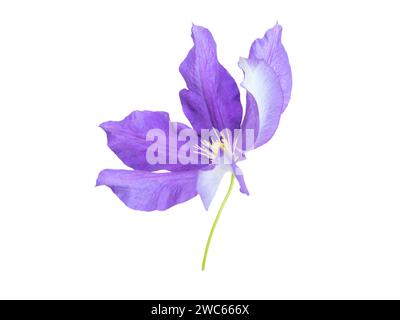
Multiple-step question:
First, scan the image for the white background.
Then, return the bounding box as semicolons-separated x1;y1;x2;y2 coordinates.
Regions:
1;0;399;299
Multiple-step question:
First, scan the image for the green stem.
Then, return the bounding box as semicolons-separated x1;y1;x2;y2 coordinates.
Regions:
202;173;235;271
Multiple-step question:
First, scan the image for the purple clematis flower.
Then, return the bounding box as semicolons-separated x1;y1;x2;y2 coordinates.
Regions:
97;23;292;270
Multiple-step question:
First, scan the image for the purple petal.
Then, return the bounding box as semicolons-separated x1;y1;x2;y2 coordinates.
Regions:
96;169;198;211
179;24;242;133
100;110;201;171
197;163;249;210
249;23;292;110
197;164;230;210
232;164;249;195
239;58;284;149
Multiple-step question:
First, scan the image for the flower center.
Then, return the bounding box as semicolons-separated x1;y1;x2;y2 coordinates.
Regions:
194;129;241;164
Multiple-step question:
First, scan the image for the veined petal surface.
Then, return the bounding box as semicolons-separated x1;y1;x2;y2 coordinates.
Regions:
249;23;292;110
179;25;242;133
96;169;198;211
100;110;201;172
239;58;284;149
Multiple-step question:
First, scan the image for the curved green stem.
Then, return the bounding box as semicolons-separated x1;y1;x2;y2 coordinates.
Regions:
202;173;235;271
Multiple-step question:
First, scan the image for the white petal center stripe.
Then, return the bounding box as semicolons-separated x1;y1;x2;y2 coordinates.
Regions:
238;57;284;148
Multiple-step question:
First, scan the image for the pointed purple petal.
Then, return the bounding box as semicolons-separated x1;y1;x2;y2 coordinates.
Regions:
179;25;242;133
96;169;198;211
232;164;250;195
249;23;292;110
239;58;284;149
197;164;230;210
100;110;201;171
197;163;249;210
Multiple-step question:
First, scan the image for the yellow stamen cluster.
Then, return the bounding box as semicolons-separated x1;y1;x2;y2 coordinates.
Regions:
194;129;240;163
